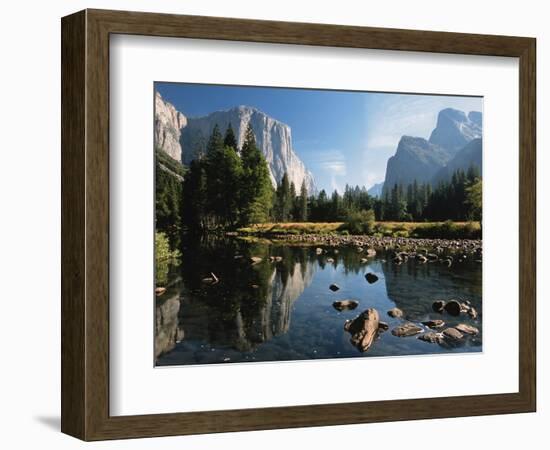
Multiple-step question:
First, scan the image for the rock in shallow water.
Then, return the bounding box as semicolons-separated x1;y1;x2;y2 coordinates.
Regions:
418;332;444;344
365;273;379;284
432;300;446;313
333;300;359;311
344;308;380;352
387;307;404;318
422;319;445;329
442;327;464;341
391;323;423;337
329;284;340;292
444;300;462;316
455;323;479;335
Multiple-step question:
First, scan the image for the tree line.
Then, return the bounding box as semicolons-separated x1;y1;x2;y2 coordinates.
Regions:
377;166;482;222
156;124;482;248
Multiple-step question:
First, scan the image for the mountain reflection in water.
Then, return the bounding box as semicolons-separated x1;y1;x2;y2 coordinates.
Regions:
155;239;482;366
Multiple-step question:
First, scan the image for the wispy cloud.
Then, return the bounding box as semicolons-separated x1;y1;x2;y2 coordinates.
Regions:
360;94;483;187
310;149;347;193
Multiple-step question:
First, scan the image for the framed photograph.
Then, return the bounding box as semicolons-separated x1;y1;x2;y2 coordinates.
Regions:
61;9;536;440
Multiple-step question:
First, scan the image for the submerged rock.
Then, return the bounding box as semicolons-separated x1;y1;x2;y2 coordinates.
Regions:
329;284;340;292
418;332;444;344
365;272;379;284
387;307;404;318
333;299;359;311
344;308;380;352
391;323;423;337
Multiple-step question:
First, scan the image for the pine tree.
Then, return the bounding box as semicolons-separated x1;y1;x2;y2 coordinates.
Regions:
299;181;308;222
223;123;238;150
239;125;273;224
275;173;292;221
182;159;207;231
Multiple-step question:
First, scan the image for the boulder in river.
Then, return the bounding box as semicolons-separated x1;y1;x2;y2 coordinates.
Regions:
455;323;479;335
432;300;446;313
365;248;377;257
444;300;462;316
418;332;444;344
315;247;323;255
416;254;428;263
391;323;423;337
249;256;263;265
333;299;359;311
387;307;404;318
442;327;464;341
365;272;379;284
468;307;478;319
378;321;389;331
422;319;445;329
155;287;166;296
326;257;335;263
329;284;340;292
344;308;380;352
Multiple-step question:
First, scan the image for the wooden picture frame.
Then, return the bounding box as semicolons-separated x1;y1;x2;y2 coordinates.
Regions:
61;8;536;441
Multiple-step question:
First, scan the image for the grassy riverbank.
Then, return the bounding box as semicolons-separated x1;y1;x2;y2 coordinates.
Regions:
237;220;481;240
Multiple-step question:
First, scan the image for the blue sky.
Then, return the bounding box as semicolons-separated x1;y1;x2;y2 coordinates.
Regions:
156;82;482;194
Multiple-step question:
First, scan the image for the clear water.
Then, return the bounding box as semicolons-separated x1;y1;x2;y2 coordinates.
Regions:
155;238;482;366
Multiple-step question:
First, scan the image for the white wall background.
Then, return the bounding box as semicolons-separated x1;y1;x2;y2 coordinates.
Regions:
0;1;546;448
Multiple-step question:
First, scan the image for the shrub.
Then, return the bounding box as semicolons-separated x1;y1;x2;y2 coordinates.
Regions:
411;220;481;239
155;231;181;262
342;210;375;235
393;230;409;238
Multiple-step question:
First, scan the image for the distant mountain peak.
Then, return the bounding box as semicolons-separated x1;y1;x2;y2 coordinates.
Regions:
429;108;482;153
382;107;483;195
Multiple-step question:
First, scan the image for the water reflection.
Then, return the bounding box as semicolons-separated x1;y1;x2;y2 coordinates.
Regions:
155;239;482;366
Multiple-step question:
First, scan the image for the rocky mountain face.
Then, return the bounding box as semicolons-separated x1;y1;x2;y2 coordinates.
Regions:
432;138;482;184
383;136;451;191
154;93;316;194
382;108;482;195
428;108;482;154
154;92;187;161
181;106;316;194
367;182;384;198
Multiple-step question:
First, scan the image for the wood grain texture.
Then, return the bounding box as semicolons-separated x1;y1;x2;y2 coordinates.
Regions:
61;8;537;441
61;10;86;439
